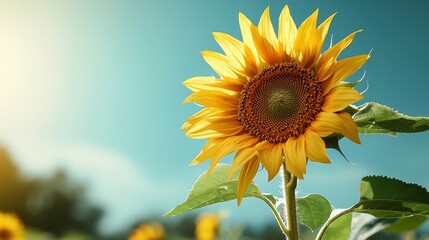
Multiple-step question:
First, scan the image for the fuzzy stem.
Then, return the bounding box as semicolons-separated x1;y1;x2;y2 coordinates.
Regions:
283;162;299;240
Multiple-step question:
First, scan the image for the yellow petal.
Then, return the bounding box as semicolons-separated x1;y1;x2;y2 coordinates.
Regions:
322;87;363;112
242;44;259;76
183;76;243;94
311;13;336;68
304;128;330;163
237;157;259;205
182;108;217;130
311;111;360;144
206;134;259;175
186;118;243;139
317;30;362;82
238;12;261;66
223;75;247;86
229;147;258;177
213;32;245;68
246;11;282;65
322;54;370;94
242;7;283;65
293;9;319;68
278;5;296;56
317;13;336;45
201;50;241;79
283;136;306;179
183;76;217;92
259;142;283;181
213;32;258;77
337;112;361;144
183;108;236;131
190;138;222;165
250;26;275;65
258;7;280;53
189;134;258;168
183;90;238;109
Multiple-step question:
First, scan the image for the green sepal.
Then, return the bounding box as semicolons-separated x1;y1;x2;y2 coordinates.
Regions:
343;105;359;116
322;136;348;161
336;75;364;89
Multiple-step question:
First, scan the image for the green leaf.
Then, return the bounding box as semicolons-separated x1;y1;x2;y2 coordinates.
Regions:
360;176;429;203
322;211;352;240
165;164;262;217
354;200;429;218
297;194;333;231
384;215;428;233
353;176;429;218
352;102;429;135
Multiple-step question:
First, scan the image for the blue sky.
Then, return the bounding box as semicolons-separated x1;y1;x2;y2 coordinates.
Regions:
0;0;428;234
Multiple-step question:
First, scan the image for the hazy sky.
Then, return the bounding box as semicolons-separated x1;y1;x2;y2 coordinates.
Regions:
0;0;428;234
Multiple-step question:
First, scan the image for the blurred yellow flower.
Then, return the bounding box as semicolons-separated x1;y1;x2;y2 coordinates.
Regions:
195;213;220;240
183;5;369;203
0;212;25;240
128;223;165;240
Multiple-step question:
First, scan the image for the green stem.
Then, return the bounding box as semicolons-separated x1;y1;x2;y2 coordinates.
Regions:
283;162;299;240
260;194;289;236
315;207;355;240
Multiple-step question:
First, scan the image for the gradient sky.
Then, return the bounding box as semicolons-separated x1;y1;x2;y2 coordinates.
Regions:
0;0;428;235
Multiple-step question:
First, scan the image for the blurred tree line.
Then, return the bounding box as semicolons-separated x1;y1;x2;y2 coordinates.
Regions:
0;145;288;240
0;147;103;238
0;146;287;240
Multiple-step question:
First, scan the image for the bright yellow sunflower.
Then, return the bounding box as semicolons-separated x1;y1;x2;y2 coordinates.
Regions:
183;5;369;203
128;223;165;240
0;212;25;240
195;213;220;240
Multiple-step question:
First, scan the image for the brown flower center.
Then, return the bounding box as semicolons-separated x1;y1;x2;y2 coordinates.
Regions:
0;228;12;240
237;62;324;143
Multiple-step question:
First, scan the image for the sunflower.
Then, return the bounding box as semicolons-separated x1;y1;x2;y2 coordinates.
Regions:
128;223;165;240
195;213;220;240
0;212;25;240
183;5;369;203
